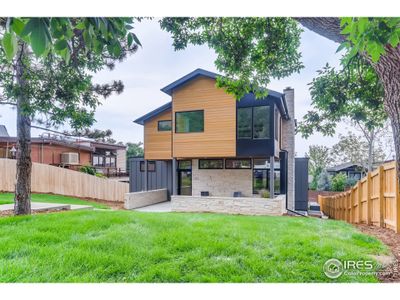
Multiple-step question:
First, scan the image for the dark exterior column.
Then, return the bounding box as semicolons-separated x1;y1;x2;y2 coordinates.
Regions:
172;158;177;195
144;159;148;191
269;156;275;198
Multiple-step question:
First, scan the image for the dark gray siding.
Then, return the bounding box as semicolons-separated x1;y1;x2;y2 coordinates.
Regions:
129;158;173;199
295;157;309;211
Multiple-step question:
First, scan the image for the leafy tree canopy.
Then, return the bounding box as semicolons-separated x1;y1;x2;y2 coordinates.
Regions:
160;17;303;99
297;57;386;138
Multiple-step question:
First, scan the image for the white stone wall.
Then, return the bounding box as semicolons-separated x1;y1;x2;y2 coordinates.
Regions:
282;88;295;210
191;159;253;197
124;188;168;209
116;149;126;172
172;195;286;216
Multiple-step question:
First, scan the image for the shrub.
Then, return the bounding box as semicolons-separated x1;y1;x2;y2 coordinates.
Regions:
331;173;347;192
95;173;106;179
259;189;270;198
79;165;96;175
317;171;332;191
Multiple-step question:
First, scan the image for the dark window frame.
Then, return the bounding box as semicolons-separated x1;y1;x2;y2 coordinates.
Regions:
178;160;192;170
236;105;272;141
237;107;253;139
225;158;252;169
252;158;282;195
175;110;204;133
198;159;224;169
157;120;172;131
253;105;271;140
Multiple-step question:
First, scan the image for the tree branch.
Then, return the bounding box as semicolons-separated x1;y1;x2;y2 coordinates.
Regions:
294;17;346;44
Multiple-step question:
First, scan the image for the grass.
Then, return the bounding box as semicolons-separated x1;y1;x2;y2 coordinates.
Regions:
0;193;109;209
0;210;387;283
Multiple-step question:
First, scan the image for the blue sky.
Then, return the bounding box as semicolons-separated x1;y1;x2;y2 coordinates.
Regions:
0;18;345;156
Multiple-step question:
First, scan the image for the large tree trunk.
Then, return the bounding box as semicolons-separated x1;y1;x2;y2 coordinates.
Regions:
14;44;32;215
295;17;400;181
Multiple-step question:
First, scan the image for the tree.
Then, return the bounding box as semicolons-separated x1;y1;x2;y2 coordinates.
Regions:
65;128;117;144
126;142;144;158
306;145;333;190
0;18;141;215
298;59;389;171
295;17;400;180
330;131;387;169
161;17;400;180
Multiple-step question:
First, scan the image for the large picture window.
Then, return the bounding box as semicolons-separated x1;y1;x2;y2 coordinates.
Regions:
237;107;252;139
253;106;270;139
199;159;224;169
225;159;252;169
158;120;172;131
175;110;204;133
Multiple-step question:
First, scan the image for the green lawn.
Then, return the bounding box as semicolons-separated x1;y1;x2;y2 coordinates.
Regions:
0;193;109;209
0;210;387;283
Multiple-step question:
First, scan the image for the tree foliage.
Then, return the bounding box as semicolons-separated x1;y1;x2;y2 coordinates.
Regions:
306;145;333;190
160;17;303;99
126;142;144;158
298;58;386;138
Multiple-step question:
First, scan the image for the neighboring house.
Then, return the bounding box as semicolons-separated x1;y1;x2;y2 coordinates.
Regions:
326;162;367;180
131;68;303;211
0;128;126;175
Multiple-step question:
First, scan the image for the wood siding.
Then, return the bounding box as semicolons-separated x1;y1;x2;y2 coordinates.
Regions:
172;77;236;158
144;110;172;160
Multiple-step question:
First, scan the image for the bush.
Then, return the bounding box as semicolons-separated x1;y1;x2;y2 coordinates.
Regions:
331;173;347;192
79;165;96;175
95;173;106;179
259;189;270;198
317;171;332;191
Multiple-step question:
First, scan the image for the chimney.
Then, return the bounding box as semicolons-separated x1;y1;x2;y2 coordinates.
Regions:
282;87;295;210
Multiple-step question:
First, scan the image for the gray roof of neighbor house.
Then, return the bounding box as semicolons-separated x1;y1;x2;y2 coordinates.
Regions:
326;162;365;172
0;125;9;137
134;68;289;125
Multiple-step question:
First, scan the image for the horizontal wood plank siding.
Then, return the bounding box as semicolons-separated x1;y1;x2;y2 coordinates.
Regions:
172;77;236;158
144;110;172;160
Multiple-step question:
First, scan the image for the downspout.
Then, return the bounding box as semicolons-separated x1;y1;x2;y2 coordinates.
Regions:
281;149;307;217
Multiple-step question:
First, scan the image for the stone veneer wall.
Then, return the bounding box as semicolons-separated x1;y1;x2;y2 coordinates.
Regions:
281;87;295;210
171;195;286;216
191;159;253;197
124;188;168;209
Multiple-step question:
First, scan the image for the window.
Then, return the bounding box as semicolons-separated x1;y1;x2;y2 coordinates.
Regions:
237;107;252;139
140;161;156;172
199;159;224;169
93;155;104;167
158;120;172;131
175;110;204;133
252;158;281;195
253;106;270;139
225;159;252;169
254;158;269;169
178;160;192;170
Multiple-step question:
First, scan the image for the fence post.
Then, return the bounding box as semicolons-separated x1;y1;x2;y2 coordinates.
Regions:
378;166;385;228
357;181;362;224
366;172;372;225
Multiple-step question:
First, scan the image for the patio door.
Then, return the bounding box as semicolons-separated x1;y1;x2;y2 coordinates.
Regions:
177;160;192;195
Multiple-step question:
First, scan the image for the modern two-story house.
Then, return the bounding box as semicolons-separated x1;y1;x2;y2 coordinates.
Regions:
131;69;305;214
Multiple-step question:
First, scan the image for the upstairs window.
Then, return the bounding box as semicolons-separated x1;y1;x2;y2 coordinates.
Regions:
253;106;270;139
175;110;204;133
237;107;252;139
158;120;172;131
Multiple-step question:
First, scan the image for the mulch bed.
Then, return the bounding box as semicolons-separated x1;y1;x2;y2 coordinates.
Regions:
355;224;400;282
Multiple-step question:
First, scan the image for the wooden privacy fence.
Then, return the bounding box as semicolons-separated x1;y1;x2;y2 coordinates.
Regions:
318;162;400;233
0;159;128;202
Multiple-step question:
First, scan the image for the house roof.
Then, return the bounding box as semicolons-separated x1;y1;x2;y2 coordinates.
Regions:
134;101;172;125
0;125;9;137
326;162;365;172
0;137;94;152
134;68;290;125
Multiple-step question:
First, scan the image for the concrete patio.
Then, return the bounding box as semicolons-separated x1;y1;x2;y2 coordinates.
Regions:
134;201;172;212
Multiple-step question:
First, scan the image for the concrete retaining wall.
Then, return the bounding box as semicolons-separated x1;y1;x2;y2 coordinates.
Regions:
171;195;286;216
124;188;168;209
